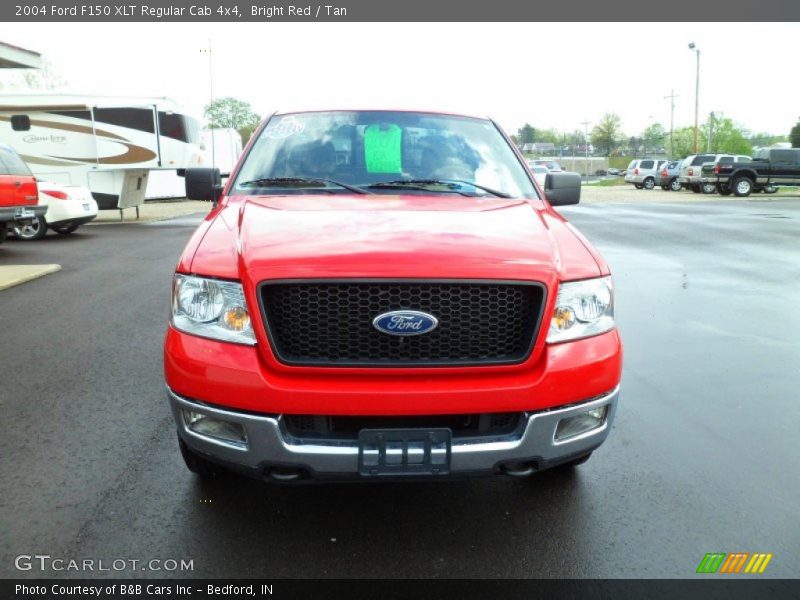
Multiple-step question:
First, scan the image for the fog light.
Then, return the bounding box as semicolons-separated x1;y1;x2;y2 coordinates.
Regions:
183;410;247;445
555;405;608;440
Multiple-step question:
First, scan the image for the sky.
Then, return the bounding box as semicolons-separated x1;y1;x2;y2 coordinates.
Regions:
1;22;798;138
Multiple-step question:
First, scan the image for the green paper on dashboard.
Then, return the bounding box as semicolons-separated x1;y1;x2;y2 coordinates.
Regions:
364;124;402;173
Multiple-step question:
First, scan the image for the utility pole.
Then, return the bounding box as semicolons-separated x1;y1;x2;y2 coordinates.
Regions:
707;111;714;153
664;89;678;158
689;43;700;154
580;120;590;183
201;39;215;171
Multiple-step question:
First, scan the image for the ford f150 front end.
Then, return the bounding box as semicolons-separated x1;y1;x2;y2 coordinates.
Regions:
164;110;622;481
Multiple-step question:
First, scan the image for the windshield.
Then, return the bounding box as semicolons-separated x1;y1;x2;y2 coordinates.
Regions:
232;111;537;198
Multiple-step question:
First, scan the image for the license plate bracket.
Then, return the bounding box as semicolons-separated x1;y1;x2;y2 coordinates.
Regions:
358;428;451;477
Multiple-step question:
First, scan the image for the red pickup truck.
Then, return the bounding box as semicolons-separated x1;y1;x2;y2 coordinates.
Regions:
0;142;47;244
165;110;622;481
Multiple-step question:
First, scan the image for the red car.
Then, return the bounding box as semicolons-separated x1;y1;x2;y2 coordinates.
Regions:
165;110;622;481
0;142;46;244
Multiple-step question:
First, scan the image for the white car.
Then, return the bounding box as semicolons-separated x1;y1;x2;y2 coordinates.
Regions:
13;181;98;241
529;159;563;172
529;165;550;187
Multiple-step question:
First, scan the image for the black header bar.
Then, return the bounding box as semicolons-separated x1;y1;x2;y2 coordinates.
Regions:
3;0;800;22
4;579;800;600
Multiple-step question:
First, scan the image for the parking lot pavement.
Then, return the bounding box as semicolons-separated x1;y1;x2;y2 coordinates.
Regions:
92;200;211;223
580;185;800;204
1;198;798;579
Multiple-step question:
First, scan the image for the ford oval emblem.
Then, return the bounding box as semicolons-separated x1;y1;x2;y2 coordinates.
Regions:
372;310;439;336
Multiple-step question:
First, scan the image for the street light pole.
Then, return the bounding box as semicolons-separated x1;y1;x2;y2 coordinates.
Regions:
664;89;678;159
689;43;700;154
580;120;590;183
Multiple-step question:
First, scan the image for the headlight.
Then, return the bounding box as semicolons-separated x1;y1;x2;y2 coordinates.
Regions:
547;276;614;343
171;274;256;345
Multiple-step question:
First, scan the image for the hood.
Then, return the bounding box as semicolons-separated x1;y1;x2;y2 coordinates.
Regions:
188;194;602;283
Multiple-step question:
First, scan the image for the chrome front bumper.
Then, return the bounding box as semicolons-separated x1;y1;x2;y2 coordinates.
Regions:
169;386;619;479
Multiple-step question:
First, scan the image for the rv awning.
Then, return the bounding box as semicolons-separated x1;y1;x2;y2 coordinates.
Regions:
0;41;42;69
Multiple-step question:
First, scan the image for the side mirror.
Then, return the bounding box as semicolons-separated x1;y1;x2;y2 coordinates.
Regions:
544;172;581;206
185;168;222;201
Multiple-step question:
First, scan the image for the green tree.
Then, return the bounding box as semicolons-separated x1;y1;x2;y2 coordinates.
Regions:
641;123;666;155
706;117;752;155
536;128;560;144
204;97;261;143
749;132;788;148
591;113;624;156
672;126;701;158
791;120;800;148
517;123;536;145
671;120;752;157
564;130;584;148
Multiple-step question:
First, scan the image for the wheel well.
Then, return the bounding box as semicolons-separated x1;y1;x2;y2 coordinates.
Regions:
732;170;756;181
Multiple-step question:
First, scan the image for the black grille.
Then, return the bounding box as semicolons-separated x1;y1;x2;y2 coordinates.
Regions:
259;280;545;366
284;413;524;440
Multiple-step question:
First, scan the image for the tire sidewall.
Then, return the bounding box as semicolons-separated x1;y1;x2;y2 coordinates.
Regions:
733;178;753;197
13;215;47;241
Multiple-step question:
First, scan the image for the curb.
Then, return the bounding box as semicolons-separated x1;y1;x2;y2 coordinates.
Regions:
0;264;62;292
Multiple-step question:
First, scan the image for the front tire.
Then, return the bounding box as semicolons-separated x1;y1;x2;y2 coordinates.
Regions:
701;182;717;194
643;177;655;190
763;186;778;194
691;184;702;194
717;183;732;196
179;436;225;478
670;178;682;192
733;177;754;197
553;452;593;471
13;215;47;241
52;224;79;235
634;184;643;189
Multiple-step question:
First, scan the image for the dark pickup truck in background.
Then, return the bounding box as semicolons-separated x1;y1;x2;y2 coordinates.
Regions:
701;148;800;197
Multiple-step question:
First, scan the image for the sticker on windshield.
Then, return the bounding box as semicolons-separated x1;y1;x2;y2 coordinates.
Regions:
263;116;305;139
364;124;402;173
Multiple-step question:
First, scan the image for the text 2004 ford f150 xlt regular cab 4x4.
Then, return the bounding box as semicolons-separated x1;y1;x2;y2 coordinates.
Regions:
164;110;622;482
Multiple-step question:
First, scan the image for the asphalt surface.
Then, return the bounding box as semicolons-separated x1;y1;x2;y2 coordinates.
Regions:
1;198;798;579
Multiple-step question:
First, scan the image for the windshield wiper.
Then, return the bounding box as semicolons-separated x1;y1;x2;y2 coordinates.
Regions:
367;179;511;198
238;177;370;195
438;179;512;198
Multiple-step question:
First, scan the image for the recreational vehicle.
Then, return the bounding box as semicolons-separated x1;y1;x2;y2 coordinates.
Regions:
146;128;242;199
0;94;205;211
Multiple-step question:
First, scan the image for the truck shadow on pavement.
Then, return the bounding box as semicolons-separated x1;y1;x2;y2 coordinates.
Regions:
176;466;594;577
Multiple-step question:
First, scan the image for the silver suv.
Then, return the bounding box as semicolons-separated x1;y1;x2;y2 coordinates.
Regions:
624;159;668;189
678;154;716;193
